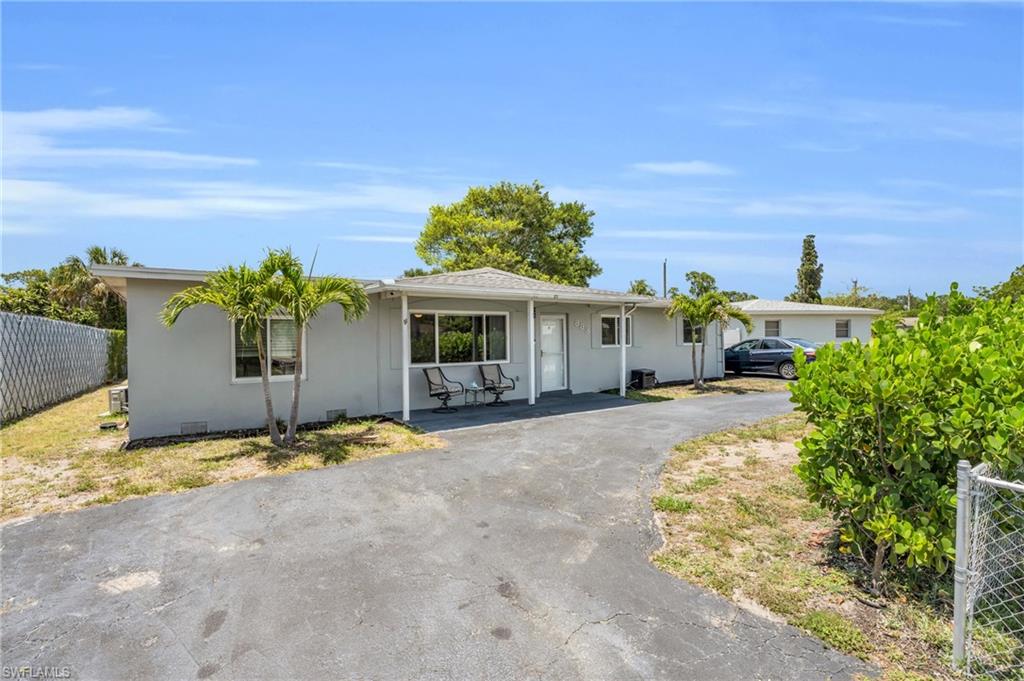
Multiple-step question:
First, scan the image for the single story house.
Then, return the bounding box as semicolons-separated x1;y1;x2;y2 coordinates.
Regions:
723;298;884;347
94;266;725;441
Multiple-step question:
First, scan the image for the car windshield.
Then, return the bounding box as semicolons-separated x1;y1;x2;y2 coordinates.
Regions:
786;338;820;349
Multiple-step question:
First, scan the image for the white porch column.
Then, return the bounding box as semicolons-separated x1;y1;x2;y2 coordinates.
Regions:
401;294;410;422
527;298;536;405
619;303;627;397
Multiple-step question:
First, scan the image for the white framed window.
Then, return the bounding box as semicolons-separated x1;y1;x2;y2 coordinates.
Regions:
410;311;509;366
681;319;703;344
765;319;782;337
835;319;851;339
600;315;632;347
230;317;307;383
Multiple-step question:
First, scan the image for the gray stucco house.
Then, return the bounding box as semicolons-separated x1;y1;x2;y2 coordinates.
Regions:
94;266;724;440
723;298;883;347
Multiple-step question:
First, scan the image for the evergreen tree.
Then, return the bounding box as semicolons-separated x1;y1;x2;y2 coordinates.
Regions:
786;234;823;304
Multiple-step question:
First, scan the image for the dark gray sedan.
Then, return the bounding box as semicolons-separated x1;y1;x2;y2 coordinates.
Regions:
724;337;820;379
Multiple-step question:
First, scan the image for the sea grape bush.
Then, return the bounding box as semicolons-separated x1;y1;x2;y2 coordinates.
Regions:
790;285;1024;585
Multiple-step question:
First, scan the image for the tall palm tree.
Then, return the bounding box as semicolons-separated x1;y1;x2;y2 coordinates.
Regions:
161;259;287;446
266;249;369;445
666;292;752;390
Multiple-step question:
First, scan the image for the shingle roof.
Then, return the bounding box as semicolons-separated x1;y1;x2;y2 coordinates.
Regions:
734;299;883;315
390;267;653;302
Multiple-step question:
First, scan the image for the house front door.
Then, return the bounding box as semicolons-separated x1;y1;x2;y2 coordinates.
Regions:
540;316;567;391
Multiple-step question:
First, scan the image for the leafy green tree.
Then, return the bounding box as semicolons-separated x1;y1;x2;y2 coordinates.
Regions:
685;271;717;297
976;264;1024;302
162;250;368;448
786;234;823;304
628;279;656;296
720;289;756;302
791;285;1024;588
415;180;602;286
401;267;439;278
666;292;752;390
0;246;137;328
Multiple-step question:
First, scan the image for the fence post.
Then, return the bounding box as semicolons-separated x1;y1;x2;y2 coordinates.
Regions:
953;459;972;667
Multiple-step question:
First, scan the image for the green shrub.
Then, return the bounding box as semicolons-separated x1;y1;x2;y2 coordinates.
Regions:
106;329;127;381
790;285;1024;584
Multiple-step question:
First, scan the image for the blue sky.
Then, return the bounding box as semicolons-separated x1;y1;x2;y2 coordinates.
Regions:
3;3;1021;299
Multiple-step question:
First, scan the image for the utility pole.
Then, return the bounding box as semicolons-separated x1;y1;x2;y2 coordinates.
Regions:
907;287;912;311
662;259;668;298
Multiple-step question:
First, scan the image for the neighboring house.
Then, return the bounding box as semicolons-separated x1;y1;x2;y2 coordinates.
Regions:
723;299;883;347
93;266;725;440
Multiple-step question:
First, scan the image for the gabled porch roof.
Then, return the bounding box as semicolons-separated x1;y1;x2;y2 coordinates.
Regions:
367;267;661;306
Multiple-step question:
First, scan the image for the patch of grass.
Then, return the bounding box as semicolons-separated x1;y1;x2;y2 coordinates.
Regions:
1;386;446;521
682;473;720;493
624;376;793;403
797;610;872;658
652;412;956;680
653;495;693;514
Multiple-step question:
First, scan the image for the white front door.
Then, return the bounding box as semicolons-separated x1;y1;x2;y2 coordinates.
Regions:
540;316;567;391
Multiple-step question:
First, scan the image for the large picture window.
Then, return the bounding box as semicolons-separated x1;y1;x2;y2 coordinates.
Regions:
232;318;305;382
410;311;509;365
601;315;632;347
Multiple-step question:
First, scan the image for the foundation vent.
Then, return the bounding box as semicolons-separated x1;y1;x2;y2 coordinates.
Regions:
326;409;347;421
180;421;208;435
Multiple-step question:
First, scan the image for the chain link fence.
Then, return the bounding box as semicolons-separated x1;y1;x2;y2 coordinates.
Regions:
954;460;1024;679
0;312;117;422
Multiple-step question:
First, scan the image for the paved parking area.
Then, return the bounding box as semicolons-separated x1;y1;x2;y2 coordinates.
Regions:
1;392;870;680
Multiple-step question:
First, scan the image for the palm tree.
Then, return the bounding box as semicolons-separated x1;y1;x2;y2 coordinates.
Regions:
666;292;752;390
161;259;287;446
267;249;369;445
49;246;135;328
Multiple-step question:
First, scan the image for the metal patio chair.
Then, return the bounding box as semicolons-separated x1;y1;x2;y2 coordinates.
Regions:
423;367;464;414
479;364;516;407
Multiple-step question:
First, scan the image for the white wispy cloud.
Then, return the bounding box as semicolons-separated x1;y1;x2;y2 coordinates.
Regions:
867;15;964;28
2;178;452;220
1;222;57;237
732;192;972;222
591;249;792;274
314;161;405;174
630;160;735;176
3;106;257;169
971;187;1022;199
787;141;860;153
602;229;918;248
718;98;1021;147
602;228;780;241
350;219;422;230
330;235;417;244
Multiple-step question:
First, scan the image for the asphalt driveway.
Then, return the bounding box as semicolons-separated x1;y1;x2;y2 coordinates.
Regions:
1;392;870;680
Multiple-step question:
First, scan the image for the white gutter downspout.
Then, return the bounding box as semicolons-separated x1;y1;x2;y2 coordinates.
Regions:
527;299;536;405
619;303;627;397
401;294;410;422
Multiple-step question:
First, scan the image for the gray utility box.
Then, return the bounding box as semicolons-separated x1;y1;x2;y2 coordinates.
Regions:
108;386;129;414
630;368;657;389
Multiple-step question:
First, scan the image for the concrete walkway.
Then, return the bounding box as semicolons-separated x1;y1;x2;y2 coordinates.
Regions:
1;392;870;680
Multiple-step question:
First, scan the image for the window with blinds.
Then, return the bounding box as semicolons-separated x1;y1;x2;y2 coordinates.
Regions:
233;318;303;380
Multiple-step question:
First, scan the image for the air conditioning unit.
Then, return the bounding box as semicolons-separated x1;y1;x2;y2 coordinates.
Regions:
631;368;657;389
108;387;129;414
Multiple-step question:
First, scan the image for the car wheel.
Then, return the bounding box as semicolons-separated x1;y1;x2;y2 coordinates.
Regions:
778;360;797;380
